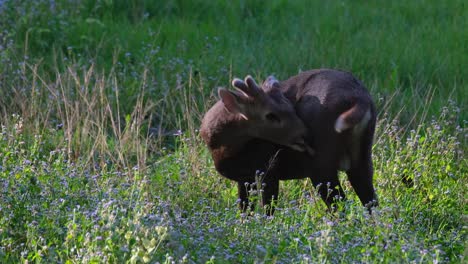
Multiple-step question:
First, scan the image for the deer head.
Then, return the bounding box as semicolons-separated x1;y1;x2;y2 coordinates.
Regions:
217;75;309;152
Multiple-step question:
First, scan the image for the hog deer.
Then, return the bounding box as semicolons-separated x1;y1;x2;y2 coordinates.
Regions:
201;69;378;215
261;69;378;209
200;76;313;214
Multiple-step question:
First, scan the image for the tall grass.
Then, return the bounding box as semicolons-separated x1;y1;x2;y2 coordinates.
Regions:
0;0;466;263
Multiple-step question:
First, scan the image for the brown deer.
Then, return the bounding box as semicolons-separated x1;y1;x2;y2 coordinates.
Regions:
200;75;314;214
201;69;378;214
260;69;378;210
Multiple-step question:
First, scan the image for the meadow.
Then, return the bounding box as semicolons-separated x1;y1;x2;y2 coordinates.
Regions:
0;0;466;263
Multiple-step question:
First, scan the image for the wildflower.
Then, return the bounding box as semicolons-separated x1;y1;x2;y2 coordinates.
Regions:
255;245;267;258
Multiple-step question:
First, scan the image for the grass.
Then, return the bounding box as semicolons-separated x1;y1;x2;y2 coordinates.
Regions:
0;0;466;263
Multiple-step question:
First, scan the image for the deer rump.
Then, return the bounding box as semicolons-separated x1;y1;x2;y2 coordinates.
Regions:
279;69;376;174
217;69;377;212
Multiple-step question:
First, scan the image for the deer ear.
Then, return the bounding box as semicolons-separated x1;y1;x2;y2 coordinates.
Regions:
218;88;248;120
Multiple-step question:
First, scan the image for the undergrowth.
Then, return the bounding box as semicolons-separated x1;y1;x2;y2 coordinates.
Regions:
0;102;465;263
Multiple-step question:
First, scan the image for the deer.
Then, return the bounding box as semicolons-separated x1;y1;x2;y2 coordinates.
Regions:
201;69;378;215
200;75;314;214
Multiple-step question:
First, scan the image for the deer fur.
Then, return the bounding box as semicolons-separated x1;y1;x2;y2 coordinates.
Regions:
201;69;378;214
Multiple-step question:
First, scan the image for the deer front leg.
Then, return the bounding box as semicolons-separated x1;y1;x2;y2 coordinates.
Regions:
237;178;280;215
237;181;251;212
261;179;279;216
309;168;345;210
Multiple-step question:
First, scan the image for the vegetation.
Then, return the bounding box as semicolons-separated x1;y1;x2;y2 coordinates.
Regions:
0;0;466;263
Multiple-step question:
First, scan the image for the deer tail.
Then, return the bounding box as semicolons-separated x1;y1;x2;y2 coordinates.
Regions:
334;102;371;133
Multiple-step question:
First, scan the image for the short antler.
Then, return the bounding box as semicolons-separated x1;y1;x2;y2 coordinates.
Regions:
232;75;263;98
244;75;262;96
231;78;248;94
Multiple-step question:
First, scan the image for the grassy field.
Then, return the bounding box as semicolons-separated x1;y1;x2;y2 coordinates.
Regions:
0;0;466;263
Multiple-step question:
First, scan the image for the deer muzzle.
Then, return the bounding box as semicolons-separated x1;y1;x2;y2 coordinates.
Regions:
289;138;315;156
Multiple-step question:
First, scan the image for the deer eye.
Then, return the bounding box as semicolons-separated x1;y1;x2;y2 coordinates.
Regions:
265;112;281;123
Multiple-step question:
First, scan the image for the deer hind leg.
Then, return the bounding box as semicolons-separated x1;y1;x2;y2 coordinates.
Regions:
346;121;378;209
346;146;378;209
347;163;377;209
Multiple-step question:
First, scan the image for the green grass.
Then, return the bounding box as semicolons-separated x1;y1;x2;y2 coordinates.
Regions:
0;0;466;263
